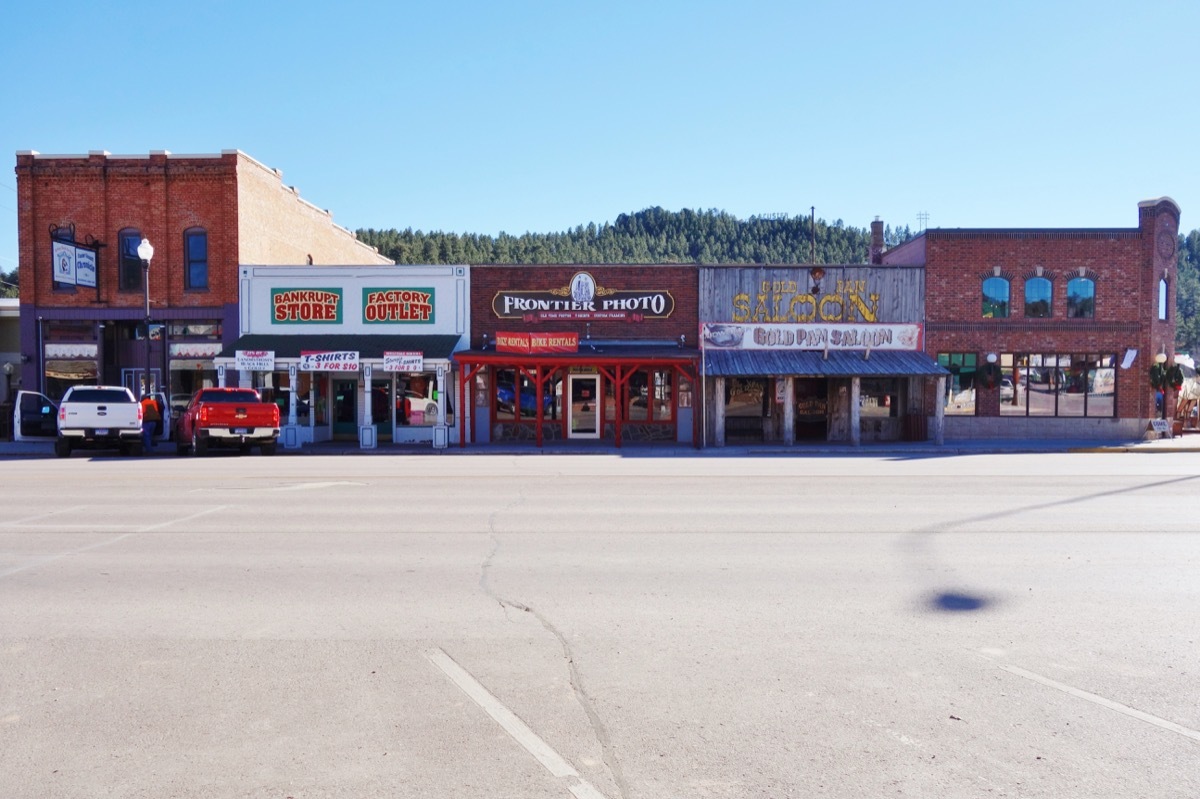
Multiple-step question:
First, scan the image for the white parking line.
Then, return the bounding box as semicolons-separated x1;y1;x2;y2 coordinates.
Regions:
0;532;133;579
999;664;1200;743
424;647;611;799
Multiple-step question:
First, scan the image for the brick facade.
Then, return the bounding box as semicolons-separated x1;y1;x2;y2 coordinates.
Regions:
469;264;699;342
15;149;390;397
908;197;1180;437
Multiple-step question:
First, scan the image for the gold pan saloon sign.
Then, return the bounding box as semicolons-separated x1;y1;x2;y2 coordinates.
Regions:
493;271;674;322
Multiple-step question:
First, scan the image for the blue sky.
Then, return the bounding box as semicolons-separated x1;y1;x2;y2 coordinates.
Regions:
2;0;1197;274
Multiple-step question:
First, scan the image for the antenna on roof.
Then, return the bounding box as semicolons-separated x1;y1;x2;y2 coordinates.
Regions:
811;206;816;264
917;211;930;232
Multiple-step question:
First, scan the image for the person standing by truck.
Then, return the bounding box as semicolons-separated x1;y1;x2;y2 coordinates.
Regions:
141;394;162;451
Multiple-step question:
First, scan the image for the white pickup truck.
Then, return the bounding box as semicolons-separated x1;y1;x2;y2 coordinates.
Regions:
55;385;144;457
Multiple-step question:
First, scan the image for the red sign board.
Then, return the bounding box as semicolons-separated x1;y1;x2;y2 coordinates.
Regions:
495;332;579;354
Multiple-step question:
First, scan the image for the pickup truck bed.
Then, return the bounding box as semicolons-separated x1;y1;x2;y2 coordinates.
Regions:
56;386;144;457
175;388;280;456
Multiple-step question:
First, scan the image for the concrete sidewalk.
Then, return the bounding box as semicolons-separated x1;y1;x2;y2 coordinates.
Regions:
4;430;1200;458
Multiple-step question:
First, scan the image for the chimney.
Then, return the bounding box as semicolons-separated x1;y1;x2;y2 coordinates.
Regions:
870;217;885;264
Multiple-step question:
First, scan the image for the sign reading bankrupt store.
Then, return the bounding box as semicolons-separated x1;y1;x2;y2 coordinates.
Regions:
273;288;343;323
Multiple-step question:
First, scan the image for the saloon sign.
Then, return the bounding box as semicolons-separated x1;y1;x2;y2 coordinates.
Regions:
701;322;923;351
492;271;674;322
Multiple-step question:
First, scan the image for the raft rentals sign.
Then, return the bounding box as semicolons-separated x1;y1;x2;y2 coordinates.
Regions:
495;332;580;354
272;288;343;324
363;288;435;324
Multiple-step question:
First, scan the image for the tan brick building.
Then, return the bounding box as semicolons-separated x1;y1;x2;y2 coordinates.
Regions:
15;149;390;402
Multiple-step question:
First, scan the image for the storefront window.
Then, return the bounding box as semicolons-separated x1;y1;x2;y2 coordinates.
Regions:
938;353;978;416
256;369;311;425
44;322;99;400
397;372;453;426
627;369;673;422
999;353;1115;417
859;378;899;418
45;359;98;400
494;368;542;422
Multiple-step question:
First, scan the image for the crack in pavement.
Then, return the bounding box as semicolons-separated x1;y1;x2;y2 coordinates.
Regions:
479;496;630;799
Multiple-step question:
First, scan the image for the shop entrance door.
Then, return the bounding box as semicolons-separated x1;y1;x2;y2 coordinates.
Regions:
332;379;358;439
794;377;829;441
568;375;600;439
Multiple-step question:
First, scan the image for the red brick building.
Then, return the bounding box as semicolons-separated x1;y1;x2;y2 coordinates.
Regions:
886;197;1180;439
456;265;700;447
15;149;389;403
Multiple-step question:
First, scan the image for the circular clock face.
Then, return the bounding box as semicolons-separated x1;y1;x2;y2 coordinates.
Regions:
1157;230;1177;263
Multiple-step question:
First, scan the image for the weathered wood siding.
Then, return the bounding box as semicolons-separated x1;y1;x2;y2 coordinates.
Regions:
699;266;925;324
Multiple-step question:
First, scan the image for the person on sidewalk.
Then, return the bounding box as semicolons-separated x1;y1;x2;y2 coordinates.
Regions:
141;394;162;451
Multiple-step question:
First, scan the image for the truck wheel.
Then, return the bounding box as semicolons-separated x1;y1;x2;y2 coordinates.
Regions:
54;439;72;458
260;442;277;456
192;429;208;456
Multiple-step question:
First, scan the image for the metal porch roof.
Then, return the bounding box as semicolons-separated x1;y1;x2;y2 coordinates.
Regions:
703;349;949;377
218;334;463;360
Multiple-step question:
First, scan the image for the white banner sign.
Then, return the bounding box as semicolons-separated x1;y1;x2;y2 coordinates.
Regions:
236;349;276;371
52;241;76;285
383;351;424;372
300;350;360;372
75;247;97;288
701;322;923;351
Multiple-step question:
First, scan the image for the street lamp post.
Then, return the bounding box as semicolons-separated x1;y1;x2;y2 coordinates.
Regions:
137;238;154;398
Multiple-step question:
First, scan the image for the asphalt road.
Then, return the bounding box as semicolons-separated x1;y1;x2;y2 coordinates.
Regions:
1;452;1198;798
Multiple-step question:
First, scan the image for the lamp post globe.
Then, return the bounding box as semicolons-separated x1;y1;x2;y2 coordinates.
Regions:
138;238;154;399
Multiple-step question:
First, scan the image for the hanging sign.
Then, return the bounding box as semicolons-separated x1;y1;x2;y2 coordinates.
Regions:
52;241;77;285
300;350;360;371
236;350;275;371
383;351;424;372
75;248;97;288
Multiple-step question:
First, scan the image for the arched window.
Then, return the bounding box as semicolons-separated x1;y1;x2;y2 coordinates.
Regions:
1158;278;1169;321
1024;277;1052;318
1066;277;1095;318
982;277;1010;318
184;228;208;290
118;228;144;291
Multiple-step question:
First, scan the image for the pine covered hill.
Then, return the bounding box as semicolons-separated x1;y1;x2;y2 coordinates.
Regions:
356;207;915;267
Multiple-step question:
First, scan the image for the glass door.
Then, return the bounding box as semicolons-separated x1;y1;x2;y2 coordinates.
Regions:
568;374;600;439
332;379;358;439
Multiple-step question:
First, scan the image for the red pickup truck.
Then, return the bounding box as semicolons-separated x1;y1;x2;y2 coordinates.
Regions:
174;388;280;456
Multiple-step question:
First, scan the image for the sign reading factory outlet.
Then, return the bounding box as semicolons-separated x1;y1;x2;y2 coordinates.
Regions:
383;351;424;372
363;288;435;324
701;322;924;351
492;271;674;322
272;288;343;324
495;332;580;354
300;350;360;371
